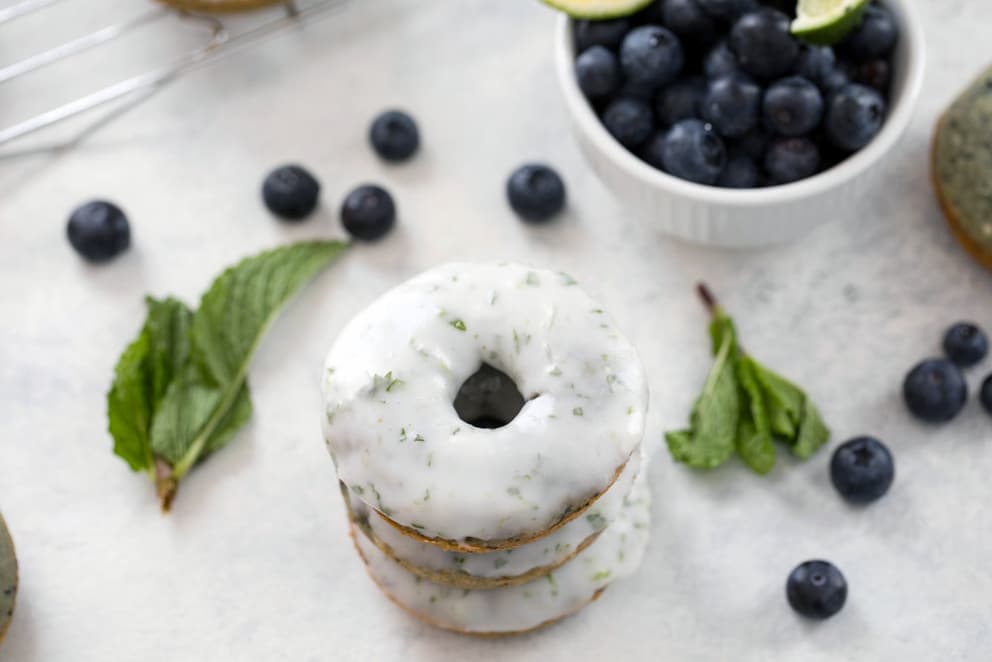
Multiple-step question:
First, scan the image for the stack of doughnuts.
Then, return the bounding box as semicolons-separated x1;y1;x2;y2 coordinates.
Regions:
322;262;650;635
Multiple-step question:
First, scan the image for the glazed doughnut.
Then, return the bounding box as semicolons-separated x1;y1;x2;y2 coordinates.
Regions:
322;262;647;549
345;447;643;589
350;464;651;636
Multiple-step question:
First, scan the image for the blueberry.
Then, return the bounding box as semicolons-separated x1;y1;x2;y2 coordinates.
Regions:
854;59;891;94
794;45;836;88
575;18;631;51
786;560;847;620
602;97;655;147
903;358;968;423
733;127;769;160
619;25;684;88
576;46;622;98
697;0;756;23
839;4;899;62
654;76;706;126
981;374;992;416
506;164;567;223
340;184;395;241
824;83;886;151
704;41;740;79
729;9;799;80
942;322;989;367
369;110;420;162
66;200;131;262
830;437;895;504
662;0;718;48
656;118;726;185
762;76;824;137
820;68;851;96
701;74;761;138
764;137;820;184
717;150;758;188
262;165;321;220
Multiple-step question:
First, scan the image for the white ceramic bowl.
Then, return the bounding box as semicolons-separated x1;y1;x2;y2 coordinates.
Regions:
555;1;926;248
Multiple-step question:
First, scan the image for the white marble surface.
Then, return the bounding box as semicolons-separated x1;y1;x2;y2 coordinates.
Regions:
1;0;991;660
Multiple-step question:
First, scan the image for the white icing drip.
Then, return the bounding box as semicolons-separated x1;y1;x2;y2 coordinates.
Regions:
323;262;648;541
355;446;643;582
354;463;652;634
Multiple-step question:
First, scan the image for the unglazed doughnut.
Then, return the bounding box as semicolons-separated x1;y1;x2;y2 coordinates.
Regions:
346;447;643;589
322;262;647;549
351;464;651;635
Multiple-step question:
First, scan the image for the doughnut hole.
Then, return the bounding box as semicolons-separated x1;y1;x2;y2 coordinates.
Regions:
453;363;528;429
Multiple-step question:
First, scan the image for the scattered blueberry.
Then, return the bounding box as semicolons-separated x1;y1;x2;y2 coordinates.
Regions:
657;119;726;185
825;83;886;151
576;46;622;98
717;150;758;188
903;358;968;423
697;0;757;23
704;41;740;79
655;76;706;126
839;4;899;62
262;165;321;221
662;0;718;48
942;322;989;367
794;45;837;89
830;437;895;504
981;374;992;415
729;8;799;80
619;25;684;88
854;59;892;93
787;560;847;620
340;184;395;241
763;76;825;137
764;137;820;184
506;164;567;223
701;74;761;138
66;200;131;262
369;110;420;162
602;97;655;147
575;18;631;51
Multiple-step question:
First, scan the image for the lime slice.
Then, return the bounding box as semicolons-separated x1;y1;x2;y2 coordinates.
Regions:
0;514;16;645
541;0;655;20
791;0;871;45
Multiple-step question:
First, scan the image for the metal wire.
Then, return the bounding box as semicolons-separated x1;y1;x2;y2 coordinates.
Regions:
0;0;346;154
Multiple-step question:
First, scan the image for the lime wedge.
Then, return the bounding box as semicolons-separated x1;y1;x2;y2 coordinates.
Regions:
791;0;871;45
541;0;655;20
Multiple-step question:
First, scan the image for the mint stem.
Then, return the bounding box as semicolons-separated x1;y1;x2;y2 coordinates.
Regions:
155;457;178;512
696;282;719;315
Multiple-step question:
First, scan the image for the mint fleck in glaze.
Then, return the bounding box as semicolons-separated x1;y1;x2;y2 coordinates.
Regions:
450;319;467;331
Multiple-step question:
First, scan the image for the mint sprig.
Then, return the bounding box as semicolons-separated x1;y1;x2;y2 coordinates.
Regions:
106;240;347;510
665;284;830;474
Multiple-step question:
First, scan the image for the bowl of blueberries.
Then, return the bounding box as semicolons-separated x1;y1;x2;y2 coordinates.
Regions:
554;0;925;247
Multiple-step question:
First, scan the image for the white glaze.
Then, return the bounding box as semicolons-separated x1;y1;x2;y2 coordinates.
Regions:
354;464;652;634
353;446;643;583
323;262;648;541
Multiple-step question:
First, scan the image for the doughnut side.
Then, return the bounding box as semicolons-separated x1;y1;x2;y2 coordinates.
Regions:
371;453;632;553
347;461;652;635
0;514;16;645
931;66;992;271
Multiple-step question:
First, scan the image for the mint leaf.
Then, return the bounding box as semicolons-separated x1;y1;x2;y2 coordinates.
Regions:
107;297;193;472
164;241;346;497
736;356;775;474
792;396;830;459
751;361;804;439
665;314;740;469
106;240;346;511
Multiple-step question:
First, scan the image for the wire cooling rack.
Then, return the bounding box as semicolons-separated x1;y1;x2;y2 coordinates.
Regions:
0;0;346;156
